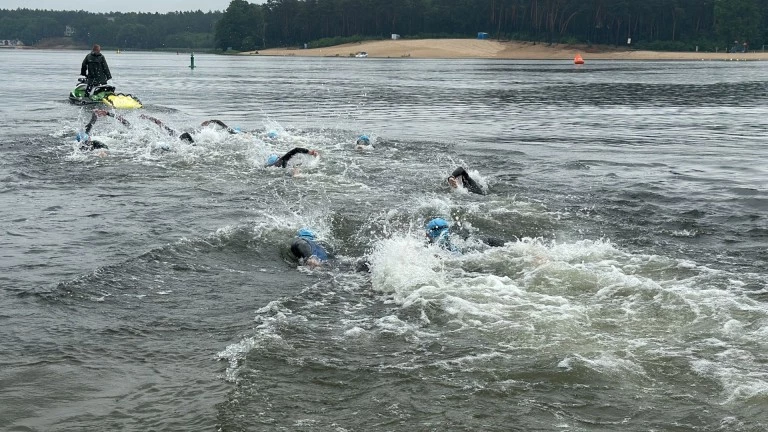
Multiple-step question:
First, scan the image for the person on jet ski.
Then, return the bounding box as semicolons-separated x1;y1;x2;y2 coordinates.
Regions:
80;44;112;96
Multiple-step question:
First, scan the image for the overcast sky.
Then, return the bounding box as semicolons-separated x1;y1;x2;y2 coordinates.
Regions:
0;0;263;13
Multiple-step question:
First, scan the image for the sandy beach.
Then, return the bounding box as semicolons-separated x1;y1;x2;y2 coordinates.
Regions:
243;38;768;61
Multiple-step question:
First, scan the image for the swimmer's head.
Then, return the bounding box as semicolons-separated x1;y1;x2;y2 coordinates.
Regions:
76;132;89;142
266;154;279;166
356;135;370;145
266;131;278;139
297;228;316;241
425;218;450;240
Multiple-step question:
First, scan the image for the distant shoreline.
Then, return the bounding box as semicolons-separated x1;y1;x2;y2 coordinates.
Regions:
12;37;767;61
242;39;768;61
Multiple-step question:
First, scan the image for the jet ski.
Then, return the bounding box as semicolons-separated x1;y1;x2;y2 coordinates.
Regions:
68;77;143;109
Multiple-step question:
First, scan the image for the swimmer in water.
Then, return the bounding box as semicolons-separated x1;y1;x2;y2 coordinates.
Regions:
289;228;331;268
265;147;319;169
425;217;458;252
425;217;506;253
75;108;128;152
447;166;486;195
355;134;373;150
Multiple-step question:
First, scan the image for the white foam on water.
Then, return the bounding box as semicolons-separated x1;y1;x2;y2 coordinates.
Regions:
216;336;261;382
366;232;768;403
691;355;768;405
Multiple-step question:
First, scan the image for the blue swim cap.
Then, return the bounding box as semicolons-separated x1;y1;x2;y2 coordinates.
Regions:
266;154;279;166
357;135;370;144
297;228;316;240
233;127;241;134
76;132;89;142
267;131;278;139
425;218;450;239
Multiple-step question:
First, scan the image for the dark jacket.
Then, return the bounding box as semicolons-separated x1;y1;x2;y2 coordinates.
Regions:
81;52;112;85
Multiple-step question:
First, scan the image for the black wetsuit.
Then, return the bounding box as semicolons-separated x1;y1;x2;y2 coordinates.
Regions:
269;147;313;168
450;167;486;195
78;109;131;151
80;140;108;151
139;114;195;143
85;109;130;134
290;237;330;262
200;119;238;134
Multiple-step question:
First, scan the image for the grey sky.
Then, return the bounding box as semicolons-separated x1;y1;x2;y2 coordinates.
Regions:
1;0;263;13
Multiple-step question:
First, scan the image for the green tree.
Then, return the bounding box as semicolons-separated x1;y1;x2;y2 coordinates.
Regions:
714;0;762;47
215;0;265;50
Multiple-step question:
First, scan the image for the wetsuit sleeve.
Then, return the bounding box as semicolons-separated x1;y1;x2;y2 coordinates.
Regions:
201;119;228;128
113;113;131;128
290;238;312;260
140;114;177;136
102;56;111;80
276;147;311;168
84;111;99;134
450;167;468;179
201;119;238;134
81;140;108;151
81;56;87;76
85;110;130;134
450;166;485;195
464;177;485;195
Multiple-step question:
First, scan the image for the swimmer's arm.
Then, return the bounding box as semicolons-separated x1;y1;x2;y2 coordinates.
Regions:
86;109;131;134
140;114;176;136
450;167;470;182
280;147;318;164
201;119;238;134
84;111;99;134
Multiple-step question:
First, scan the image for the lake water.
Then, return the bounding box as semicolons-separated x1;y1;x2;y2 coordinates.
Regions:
1;50;767;431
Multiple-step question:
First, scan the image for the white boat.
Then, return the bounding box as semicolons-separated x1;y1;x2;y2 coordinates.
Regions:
355;51;368;58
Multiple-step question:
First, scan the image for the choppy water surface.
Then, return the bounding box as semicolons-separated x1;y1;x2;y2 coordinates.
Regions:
1;50;767;431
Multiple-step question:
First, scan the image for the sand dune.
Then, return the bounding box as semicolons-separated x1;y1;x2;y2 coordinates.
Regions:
242;38;768;61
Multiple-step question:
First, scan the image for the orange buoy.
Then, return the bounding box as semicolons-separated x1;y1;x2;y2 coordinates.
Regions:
574;54;584;65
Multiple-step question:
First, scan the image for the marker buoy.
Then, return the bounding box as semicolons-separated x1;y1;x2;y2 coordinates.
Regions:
574;54;584;65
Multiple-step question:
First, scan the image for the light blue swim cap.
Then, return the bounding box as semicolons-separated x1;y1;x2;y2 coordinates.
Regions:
233;127;241;134
357;135;370;144
76;132;89;142
267;131;278;139
425;218;450;239
266;154;279;166
297;228;316;240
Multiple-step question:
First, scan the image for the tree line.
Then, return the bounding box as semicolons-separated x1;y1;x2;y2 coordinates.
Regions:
2;1;767;52
243;0;768;52
0;8;221;49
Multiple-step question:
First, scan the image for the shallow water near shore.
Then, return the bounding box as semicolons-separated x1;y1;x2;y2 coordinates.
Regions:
1;50;767;431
